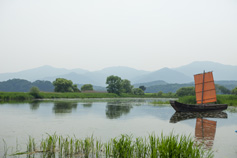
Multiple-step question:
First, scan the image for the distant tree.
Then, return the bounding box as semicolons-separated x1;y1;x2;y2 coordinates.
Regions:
81;84;93;91
32;80;54;92
216;85;231;94
72;84;80;92
133;88;144;95
176;87;195;97
121;79;133;93
232;87;237;95
53;78;77;92
29;86;41;98
106;75;122;95
157;91;163;97
139;85;146;92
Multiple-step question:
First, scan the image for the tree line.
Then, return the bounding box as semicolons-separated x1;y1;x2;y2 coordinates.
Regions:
1;77;237;96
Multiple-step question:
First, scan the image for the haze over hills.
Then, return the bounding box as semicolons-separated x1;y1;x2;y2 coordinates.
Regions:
0;61;236;86
132;67;192;84
174;61;237;80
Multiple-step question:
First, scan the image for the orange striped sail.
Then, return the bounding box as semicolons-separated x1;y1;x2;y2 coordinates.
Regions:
194;72;217;104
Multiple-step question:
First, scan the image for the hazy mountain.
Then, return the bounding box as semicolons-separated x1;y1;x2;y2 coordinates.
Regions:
83;66;150;86
0;65;88;82
133;80;168;88
0;62;236;86
132;68;192;84
174;61;237;80
42;72;100;85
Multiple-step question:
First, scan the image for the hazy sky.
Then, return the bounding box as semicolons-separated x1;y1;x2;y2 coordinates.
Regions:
0;0;236;73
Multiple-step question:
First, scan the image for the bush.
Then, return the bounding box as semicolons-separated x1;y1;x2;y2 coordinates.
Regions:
176;87;195;97
133;88;144;95
29;86;41;98
232;87;237;95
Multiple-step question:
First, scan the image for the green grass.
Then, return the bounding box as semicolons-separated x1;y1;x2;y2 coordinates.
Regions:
178;95;237;106
0;91;177;102
9;133;213;158
0;92;33;101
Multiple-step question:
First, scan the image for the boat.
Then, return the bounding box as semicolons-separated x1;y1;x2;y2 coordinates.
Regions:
170;71;228;112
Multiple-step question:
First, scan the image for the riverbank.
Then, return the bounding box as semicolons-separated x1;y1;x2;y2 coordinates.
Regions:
0;92;175;102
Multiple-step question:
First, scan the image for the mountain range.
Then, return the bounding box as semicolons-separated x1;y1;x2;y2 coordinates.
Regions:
0;61;236;86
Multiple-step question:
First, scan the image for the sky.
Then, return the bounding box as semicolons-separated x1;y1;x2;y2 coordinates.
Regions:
0;0;237;73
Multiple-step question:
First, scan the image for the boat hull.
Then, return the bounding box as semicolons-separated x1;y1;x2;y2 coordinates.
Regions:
170;100;228;112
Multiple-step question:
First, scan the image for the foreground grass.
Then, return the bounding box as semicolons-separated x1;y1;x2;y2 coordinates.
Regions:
178;95;237;106
9;133;213;158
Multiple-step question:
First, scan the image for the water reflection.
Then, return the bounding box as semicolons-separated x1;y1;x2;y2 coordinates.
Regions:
170;111;227;123
195;118;216;148
82;103;93;108
170;111;228;148
106;101;133;119
53;102;78;114
29;101;40;110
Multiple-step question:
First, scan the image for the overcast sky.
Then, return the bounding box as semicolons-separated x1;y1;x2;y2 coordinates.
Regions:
0;0;236;73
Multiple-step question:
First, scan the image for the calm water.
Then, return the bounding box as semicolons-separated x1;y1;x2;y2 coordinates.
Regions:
0;98;236;157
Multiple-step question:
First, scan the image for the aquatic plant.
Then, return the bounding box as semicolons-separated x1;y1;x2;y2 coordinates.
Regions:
9;133;213;158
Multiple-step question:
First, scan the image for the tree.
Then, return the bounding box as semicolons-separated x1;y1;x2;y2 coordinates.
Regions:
106;75;122;95
216;85;231;94
29;86;41;98
157;91;163;97
139;85;146;92
232;87;237;95
53;78;78;92
133;88;144;95
81;84;93;91
176;87;195;97
121;79;133;93
72;84;80;92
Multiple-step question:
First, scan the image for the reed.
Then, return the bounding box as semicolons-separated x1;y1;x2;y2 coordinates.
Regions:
9;133;213;158
178;95;237;106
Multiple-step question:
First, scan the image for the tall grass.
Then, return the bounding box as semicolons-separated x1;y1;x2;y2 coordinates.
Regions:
10;133;213;158
0;92;33;101
178;95;237;106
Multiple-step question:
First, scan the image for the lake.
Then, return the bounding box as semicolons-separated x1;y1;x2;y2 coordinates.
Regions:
0;98;236;157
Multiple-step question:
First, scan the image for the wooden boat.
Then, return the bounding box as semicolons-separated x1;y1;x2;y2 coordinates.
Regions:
170;71;228;112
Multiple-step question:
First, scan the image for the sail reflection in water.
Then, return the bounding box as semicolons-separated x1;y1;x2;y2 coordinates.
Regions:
170;111;228;148
195;118;216;148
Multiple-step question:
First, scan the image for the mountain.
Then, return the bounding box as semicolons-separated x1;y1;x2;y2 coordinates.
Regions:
132;68;192;84
0;65;89;82
0;79;54;92
42;72;100;85
0;61;236;86
83;66;150;86
133;80;168;88
174;61;237;80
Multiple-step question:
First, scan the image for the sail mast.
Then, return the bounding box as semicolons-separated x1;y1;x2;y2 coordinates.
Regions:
201;70;205;104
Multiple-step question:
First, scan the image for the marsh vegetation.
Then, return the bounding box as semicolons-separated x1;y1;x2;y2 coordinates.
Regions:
9;133;213;158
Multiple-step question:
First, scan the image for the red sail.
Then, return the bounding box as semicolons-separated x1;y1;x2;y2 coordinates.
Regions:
194;72;217;104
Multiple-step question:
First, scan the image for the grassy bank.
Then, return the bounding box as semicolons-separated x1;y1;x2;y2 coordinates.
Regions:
0;92;176;102
178;95;237;106
9;133;213;158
